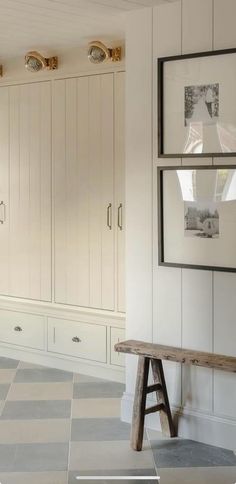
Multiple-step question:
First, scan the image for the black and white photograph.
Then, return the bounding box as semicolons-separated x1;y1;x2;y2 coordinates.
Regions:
184;201;220;238
184;83;219;127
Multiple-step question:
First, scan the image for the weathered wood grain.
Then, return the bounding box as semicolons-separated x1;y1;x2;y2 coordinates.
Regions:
131;356;149;451
151;358;176;437
115;340;236;373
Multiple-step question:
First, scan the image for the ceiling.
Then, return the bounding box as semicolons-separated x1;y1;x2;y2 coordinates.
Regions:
0;0;175;60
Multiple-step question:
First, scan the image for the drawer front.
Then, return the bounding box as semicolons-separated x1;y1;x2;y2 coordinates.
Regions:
110;327;125;367
48;318;107;363
0;309;46;350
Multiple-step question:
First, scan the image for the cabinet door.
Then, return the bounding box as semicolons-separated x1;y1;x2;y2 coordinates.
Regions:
8;82;51;301
115;72;125;312
54;74;114;310
0;87;9;295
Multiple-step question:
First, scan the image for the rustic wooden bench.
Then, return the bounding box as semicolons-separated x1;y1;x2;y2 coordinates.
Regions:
114;339;236;451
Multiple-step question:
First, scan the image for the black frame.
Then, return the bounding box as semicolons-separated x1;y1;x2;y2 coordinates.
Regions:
158;165;236;272
158;47;236;158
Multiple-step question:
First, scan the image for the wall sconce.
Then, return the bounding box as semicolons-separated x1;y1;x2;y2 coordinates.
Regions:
87;41;122;64
25;51;58;72
0;66;2;77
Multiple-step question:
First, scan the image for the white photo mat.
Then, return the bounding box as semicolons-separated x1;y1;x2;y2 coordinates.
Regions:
159;168;236;270
159;50;236;156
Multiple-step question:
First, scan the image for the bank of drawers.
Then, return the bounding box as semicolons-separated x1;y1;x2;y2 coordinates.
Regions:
48;317;107;363
0;309;45;350
0;309;125;367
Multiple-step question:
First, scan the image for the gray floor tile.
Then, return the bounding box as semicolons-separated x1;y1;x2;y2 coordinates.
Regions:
0;471;68;484
0;442;68;473
151;439;236;468
158;467;236;484
14;368;73;383
71;417;131;441
1;400;71;420
0;444;17;472
0;384;10;399
73;381;125;399
69;469;158;484
0;357;19;369
13;443;69;471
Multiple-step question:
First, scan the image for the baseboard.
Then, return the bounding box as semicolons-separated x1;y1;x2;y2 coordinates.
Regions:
121;392;236;451
0;344;125;383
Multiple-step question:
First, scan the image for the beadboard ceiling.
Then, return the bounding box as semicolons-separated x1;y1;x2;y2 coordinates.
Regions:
0;0;174;60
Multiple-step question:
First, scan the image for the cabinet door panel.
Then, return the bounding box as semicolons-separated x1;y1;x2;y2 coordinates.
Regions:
0;82;51;301
115;72;125;312
54;74;114;310
0;87;9;295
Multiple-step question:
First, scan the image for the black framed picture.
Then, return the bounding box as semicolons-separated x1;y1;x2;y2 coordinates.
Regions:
158;48;236;157
158;165;236;272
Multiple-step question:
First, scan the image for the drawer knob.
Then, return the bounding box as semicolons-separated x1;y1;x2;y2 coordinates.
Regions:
72;336;81;343
14;326;23;332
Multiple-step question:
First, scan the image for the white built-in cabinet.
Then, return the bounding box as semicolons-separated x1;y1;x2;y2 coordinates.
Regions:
0;71;125;380
0;82;51;301
53;72;125;312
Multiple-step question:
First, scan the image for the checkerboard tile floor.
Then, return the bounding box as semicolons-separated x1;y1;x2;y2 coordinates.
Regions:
0;356;235;484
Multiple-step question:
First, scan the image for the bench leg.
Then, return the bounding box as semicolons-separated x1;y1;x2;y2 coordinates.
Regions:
131;356;149;451
151;358;176;437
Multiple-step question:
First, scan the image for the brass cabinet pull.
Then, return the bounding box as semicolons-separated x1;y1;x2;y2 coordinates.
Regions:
14;326;23;332
118;203;123;230
72;336;81;343
0;201;6;225
107;203;112;230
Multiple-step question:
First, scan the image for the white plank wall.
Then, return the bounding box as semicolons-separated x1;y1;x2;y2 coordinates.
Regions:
153;1;182;408
54;73;115;311
125;0;236;448
154;0;236;437
0;82;52;301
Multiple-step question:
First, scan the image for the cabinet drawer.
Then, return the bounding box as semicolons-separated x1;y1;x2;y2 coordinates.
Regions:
48;318;107;363
0;309;46;350
110;327;125;367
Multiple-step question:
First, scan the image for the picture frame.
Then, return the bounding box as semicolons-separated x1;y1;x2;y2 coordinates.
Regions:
158;48;236;158
158;165;236;272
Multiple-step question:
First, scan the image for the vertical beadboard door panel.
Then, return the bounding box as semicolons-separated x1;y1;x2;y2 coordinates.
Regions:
65;78;89;306
9;82;51;301
100;74;115;310
88;75;102;309
76;77;90;306
54;74;114;310
0;87;9;295
54;80;67;304
115;71;125;313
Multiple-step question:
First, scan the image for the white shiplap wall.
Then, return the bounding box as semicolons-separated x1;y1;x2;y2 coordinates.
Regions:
124;0;236;450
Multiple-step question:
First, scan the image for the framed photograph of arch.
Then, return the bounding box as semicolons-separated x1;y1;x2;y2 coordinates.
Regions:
158;48;236;157
158;166;236;272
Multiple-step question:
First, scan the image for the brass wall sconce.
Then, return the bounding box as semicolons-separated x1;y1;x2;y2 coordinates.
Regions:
88;41;122;64
25;51;58;72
